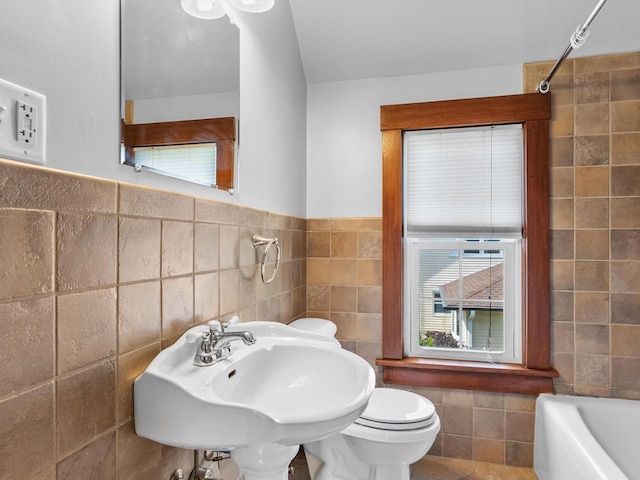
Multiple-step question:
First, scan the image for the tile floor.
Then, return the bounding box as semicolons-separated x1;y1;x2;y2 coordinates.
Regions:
288;452;539;480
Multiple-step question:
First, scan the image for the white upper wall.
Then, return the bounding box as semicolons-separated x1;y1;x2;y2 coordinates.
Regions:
133;91;239;124
0;1;120;182
235;2;308;217
0;0;308;218
305;65;524;218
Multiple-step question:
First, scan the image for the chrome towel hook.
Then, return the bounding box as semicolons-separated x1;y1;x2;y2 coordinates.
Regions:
252;234;281;285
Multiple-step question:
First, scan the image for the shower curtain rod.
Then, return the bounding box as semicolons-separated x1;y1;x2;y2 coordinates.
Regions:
537;0;608;94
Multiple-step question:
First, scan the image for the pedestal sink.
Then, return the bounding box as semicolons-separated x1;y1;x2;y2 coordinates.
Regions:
134;321;375;480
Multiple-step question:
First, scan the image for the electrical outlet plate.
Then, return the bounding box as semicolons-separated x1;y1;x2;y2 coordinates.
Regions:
0;78;46;164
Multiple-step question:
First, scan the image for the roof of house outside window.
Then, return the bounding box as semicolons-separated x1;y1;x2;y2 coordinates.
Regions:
439;264;504;310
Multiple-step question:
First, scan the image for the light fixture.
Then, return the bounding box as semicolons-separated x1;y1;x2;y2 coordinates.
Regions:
181;0;226;19
181;0;274;20
227;0;274;13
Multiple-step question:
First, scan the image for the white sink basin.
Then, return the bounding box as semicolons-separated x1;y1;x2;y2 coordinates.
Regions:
134;321;375;451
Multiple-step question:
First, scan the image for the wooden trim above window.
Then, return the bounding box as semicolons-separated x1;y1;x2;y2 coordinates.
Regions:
380;94;552;131
377;93;558;395
123;117;236;145
122;117;236;191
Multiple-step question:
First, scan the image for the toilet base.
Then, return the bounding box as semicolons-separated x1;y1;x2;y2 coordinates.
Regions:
303;416;440;480
303;442;412;480
304;432;371;480
369;463;410;480
303;451;323;479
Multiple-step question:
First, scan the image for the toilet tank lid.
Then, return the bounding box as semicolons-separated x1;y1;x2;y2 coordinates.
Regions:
288;318;337;337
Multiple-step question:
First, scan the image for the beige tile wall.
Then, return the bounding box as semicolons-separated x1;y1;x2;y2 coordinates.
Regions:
524;51;640;399
306;218;384;378
0;159;306;480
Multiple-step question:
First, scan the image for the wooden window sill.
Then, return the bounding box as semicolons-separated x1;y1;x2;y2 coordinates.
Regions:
376;357;558;396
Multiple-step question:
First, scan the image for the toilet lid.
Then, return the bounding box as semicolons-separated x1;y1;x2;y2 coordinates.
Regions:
355;389;436;431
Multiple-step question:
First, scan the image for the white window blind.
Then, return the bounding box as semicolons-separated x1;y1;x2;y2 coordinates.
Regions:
404;125;523;237
133;143;217;187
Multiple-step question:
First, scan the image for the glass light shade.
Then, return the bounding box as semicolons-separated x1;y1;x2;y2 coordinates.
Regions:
181;0;226;19
227;0;274;13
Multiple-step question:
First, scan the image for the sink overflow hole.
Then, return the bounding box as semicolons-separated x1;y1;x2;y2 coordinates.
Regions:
228;369;237;379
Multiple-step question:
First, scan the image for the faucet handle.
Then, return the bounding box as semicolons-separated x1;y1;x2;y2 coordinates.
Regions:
216;316;240;333
208;320;222;334
222;316;240;330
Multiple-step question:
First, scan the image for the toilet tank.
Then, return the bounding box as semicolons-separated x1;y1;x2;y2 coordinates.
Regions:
288;318;337;338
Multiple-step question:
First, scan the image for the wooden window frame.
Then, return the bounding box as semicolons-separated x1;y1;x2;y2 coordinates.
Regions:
122;116;236;191
376;93;558;395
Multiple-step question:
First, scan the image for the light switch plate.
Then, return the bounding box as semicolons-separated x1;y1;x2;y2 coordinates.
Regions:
0;78;46;164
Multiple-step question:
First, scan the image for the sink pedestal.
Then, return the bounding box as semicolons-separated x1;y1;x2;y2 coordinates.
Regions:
231;443;299;480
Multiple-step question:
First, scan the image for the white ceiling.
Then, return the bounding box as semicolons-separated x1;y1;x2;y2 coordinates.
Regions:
289;0;640;84
123;0;640;100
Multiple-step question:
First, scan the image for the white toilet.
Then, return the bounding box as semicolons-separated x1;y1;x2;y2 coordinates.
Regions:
288;318;441;480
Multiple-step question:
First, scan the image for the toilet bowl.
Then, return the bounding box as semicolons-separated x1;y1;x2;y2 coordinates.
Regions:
289;318;441;480
303;387;440;480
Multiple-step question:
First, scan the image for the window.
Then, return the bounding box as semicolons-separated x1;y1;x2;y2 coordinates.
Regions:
409;239;520;363
451;239;504;258
377;94;558;395
404;125;522;363
132;143;218;187
122;116;236;191
432;291;447;315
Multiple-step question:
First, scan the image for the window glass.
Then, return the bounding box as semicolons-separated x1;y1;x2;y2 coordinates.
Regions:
132;143;217;187
403;124;523;363
407;238;520;362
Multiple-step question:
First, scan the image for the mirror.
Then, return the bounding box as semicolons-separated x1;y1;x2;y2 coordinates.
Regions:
120;0;239;191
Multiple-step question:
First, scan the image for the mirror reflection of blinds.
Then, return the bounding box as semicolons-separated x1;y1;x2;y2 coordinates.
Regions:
133;143;217;186
404;125;523;237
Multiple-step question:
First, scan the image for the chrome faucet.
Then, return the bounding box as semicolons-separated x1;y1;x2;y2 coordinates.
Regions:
187;317;256;367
